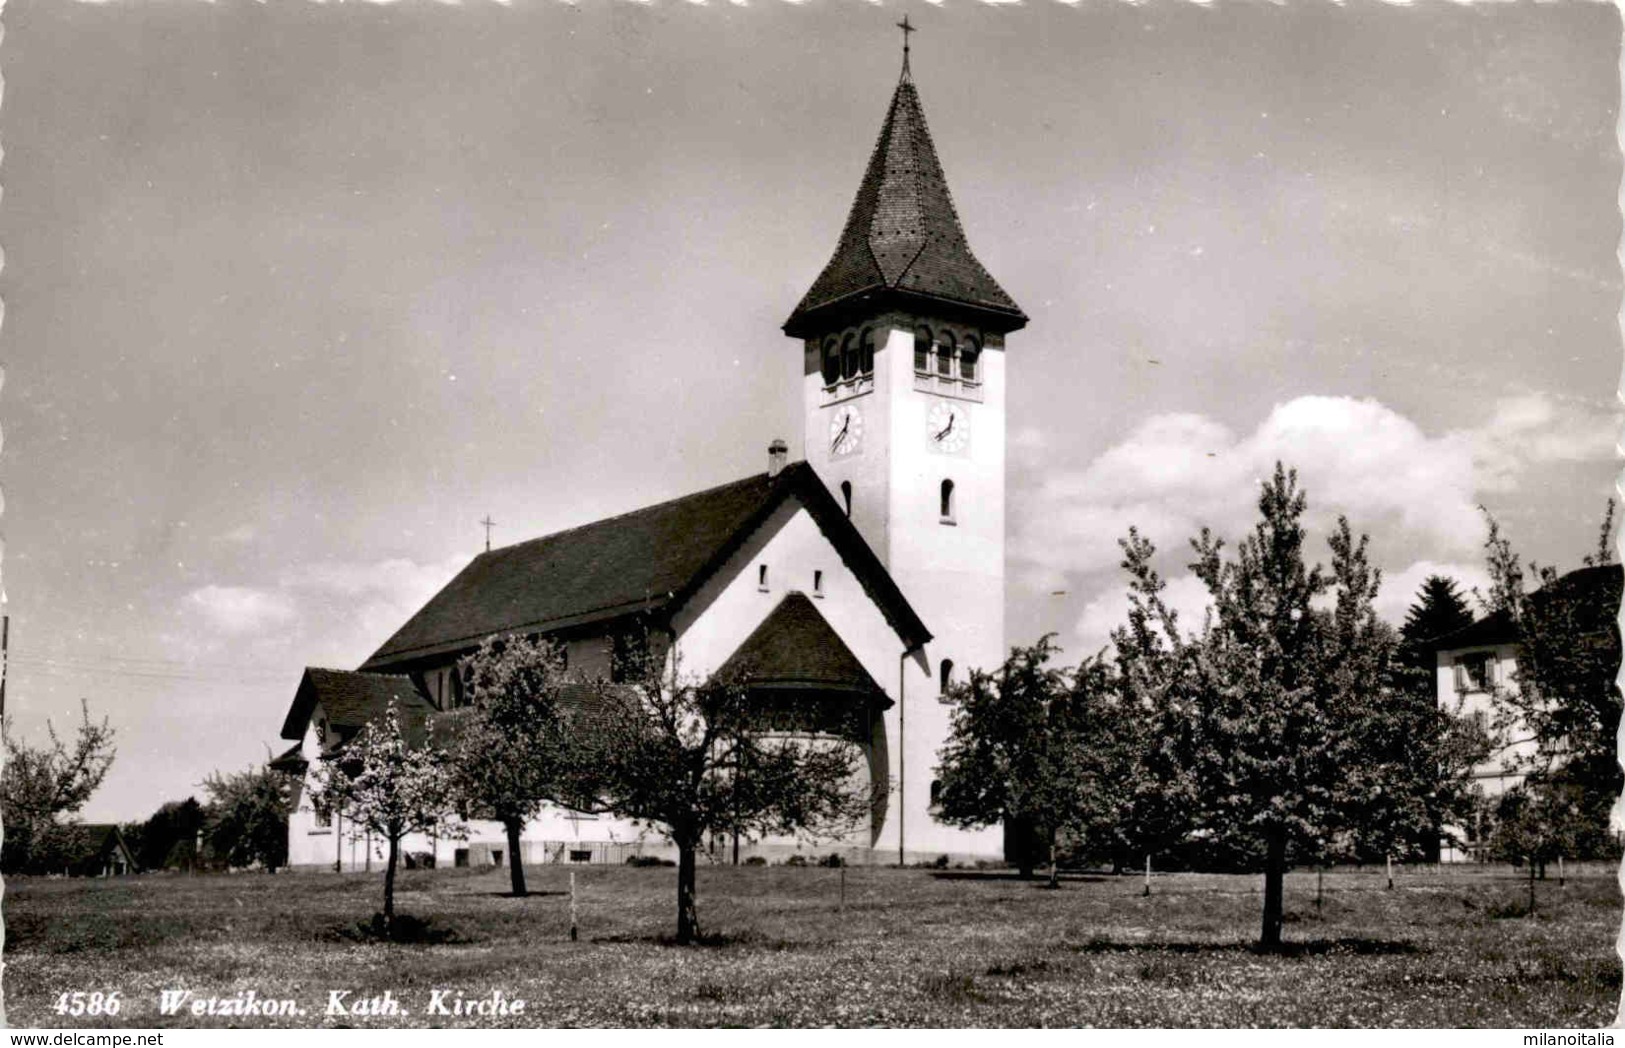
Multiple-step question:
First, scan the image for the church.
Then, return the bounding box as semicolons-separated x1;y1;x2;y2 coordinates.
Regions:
275;50;1027;870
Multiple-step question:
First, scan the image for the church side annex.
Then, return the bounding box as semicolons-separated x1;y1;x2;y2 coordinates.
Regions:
277;50;1025;870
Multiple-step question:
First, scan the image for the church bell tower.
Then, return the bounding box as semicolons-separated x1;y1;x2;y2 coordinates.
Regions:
784;46;1025;855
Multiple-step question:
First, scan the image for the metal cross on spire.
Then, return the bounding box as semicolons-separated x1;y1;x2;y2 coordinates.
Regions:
897;14;915;79
479;515;496;552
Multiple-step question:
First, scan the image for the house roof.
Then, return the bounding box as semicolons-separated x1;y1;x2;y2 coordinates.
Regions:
783;71;1026;339
359;461;931;670
59;824;136;869
716;592;889;702
280;667;436;741
1429;564;1622;653
268;742;307;774
1430;609;1518;651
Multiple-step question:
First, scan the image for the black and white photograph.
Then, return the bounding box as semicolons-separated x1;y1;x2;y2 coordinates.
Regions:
0;0;1620;1030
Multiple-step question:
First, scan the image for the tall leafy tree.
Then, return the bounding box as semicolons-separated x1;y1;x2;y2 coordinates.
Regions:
1478;503;1622;856
1108;529;1202;872
453;633;572;897
138;798;207;871
1186;464;1334;948
935;636;1116;883
310;700;461;932
565;642;867;944
1399;575;1477;665
1;702;117;874
202;764;296;873
1320;520;1489;864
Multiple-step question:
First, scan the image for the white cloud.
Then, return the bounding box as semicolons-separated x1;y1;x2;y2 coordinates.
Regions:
1375;559;1494;628
1016;392;1616;586
177;552;469;669
1014;391;1615;654
1013;395;1484;590
186;585;296;635
1469;392;1619;492
1074;572;1214;656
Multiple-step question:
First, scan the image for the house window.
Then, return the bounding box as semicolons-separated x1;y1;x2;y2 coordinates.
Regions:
939;659;955;694
841;481;852;517
758;564;770;591
821;338;840;386
936;331;955;376
960;336;980;381
1455;652;1494;693
914;326;932;372
813;570;824;597
940;479;955;523
930;779;943;807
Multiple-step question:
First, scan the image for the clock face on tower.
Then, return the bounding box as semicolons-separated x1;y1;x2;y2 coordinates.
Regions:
829;404;864;458
927;400;970;454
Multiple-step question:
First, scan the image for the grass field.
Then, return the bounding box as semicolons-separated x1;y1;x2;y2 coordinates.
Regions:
3;861;1618;1028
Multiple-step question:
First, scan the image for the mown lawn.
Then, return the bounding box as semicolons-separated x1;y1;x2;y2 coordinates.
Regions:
3;862;1617;1028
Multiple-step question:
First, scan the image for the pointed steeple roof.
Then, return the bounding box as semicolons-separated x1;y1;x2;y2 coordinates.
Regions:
784;69;1026;338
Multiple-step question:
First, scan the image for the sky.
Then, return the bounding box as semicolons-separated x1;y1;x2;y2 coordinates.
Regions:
1;0;1618;823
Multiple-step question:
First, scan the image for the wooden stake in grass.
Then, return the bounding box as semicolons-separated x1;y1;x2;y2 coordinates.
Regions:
1527;861;1536;915
1143;854;1151;897
1386;855;1393;891
839;865;846;912
569;870;578;942
1316;866;1323;912
1559;856;1565;888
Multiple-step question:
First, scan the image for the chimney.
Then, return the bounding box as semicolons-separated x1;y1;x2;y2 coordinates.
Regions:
768;438;789;478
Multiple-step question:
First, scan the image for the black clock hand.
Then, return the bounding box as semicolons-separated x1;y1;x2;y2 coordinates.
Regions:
934;415;954;441
832;418;850;449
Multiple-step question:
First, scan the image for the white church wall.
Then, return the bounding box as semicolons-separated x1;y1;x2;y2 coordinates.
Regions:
666;492;1001;862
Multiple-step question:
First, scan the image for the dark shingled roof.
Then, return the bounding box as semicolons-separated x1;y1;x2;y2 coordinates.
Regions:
717;592;889;701
783;72;1026;339
268;742;307;774
360;461;930;670
281;667;436;741
1429;565;1622;652
1430;609;1517;651
58;824;138;873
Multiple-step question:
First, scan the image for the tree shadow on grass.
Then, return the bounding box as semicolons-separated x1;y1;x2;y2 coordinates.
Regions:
480;890;568;899
327;913;466;945
1068;936;1420;958
928;871;1112;884
591;929;813;951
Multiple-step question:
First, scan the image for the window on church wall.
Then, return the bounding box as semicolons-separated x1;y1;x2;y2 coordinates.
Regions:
939;659;955;695
610;626;652;684
813;570;824;597
960;336;980;381
935;331;955;376
859;328;875;375
758;564;770;592
841;481;852;517
914;326;932;373
840;333;859;380
821;338;840;386
940;479;955;523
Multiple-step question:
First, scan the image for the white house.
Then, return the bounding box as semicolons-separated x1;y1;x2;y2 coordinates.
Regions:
1429;564;1622;861
276;60;1025;871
